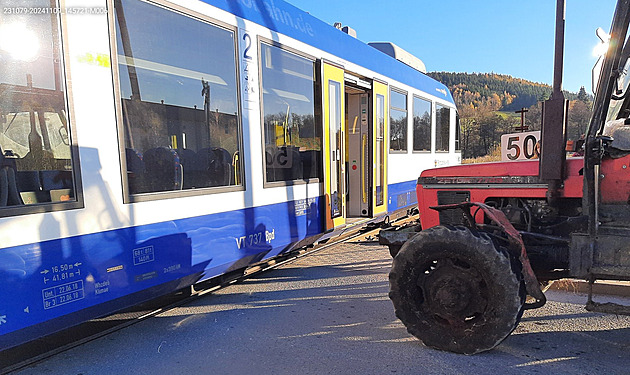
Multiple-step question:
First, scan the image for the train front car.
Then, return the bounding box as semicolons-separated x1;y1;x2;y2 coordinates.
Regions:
0;0;458;361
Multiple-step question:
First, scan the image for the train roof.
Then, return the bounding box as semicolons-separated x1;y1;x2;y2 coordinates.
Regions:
203;0;455;105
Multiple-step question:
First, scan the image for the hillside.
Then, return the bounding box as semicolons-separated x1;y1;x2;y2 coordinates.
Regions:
426;72;593;160
427;72;584;111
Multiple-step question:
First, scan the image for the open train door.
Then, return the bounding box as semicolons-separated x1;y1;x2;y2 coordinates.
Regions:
322;61;346;231
372;80;388;217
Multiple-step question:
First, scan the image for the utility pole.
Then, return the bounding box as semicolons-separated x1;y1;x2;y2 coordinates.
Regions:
514;108;529;132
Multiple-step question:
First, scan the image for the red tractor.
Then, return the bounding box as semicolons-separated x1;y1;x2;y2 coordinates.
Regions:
380;0;630;354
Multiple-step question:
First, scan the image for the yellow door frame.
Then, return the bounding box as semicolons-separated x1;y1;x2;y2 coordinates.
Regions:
322;62;346;230
373;80;388;216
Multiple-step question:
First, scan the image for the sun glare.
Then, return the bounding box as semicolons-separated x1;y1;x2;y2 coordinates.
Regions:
0;22;40;62
593;41;610;57
593;27;611;58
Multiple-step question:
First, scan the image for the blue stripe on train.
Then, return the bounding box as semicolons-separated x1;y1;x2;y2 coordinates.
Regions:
0;179;419;347
388;180;418;213
0;196;323;345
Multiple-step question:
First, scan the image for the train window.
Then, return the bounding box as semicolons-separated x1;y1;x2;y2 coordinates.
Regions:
455;111;461;152
436;104;450;152
389;89;407;152
0;0;78;210
260;42;321;183
412;96;432;152
113;0;242;195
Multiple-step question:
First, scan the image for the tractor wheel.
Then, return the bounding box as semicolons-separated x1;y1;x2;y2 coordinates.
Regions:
389;225;526;354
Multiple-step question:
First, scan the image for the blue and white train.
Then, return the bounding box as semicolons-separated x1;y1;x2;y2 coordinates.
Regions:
0;0;459;350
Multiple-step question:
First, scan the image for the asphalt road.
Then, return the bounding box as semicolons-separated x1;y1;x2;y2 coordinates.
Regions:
12;235;630;375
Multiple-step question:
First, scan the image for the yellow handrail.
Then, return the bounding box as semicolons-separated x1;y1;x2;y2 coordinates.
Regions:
362;134;367;204
233;151;239;185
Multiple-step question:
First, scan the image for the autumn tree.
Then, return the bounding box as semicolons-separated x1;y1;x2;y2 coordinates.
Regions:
431;72;592;160
577;86;590;102
567;99;591;140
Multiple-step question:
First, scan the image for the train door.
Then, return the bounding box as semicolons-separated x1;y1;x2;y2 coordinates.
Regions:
345;74;372;218
372;80;388;217
322;62;346;230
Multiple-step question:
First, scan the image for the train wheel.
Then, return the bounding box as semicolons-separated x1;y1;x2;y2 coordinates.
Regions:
389;225;526;354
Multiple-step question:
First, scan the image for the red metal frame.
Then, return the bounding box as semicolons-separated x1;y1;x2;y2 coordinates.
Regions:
416;157;586;230
599;154;630;204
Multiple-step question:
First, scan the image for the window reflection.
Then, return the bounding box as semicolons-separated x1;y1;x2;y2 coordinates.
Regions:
413;97;431;152
455;111;461;151
0;0;75;207
261;43;321;183
390;89;407;152
114;0;242;194
436;104;450;152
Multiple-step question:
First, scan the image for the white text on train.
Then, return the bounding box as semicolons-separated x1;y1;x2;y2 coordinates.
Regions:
235;229;275;249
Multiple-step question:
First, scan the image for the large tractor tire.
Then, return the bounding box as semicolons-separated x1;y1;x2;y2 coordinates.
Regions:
389;225;526;354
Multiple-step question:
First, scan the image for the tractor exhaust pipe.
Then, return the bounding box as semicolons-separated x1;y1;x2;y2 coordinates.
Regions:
539;0;569;204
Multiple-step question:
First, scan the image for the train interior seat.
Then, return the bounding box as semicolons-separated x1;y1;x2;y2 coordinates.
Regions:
265;148;276;182
40;170;73;191
126;148;146;194
16;171;47;204
212;147;234;186
177;148;202;189
40;170;74;202
0;168;8;206
143;147;182;192
281;146;303;180
14;170;74;203
0;167;23;206
196;147;232;187
299;150;320;179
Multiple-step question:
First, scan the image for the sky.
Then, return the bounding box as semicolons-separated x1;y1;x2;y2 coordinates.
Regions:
285;0;618;93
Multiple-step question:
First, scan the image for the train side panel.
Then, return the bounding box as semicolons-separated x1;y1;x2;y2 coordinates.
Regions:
0;0;458;351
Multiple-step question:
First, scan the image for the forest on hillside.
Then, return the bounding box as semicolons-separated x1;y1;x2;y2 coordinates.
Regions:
427;72;592;160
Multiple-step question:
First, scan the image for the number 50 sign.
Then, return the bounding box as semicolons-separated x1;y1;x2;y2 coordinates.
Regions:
500;131;540;161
